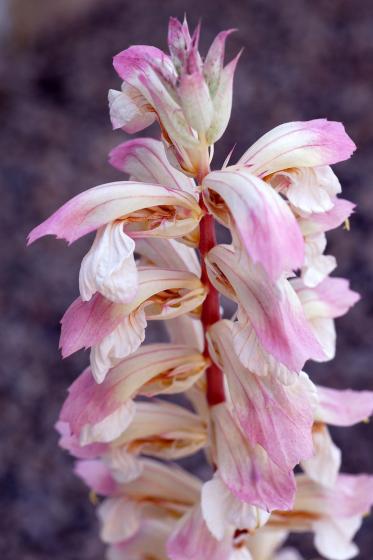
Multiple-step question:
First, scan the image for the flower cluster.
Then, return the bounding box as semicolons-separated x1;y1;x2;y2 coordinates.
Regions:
28;16;373;560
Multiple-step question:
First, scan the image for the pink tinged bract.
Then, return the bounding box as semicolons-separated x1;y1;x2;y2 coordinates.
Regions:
167;505;233;560
208;320;315;471
202;168;304;280
206;245;325;374
211;403;296;512
237;119;356;177
108;137;197;198
315;386;373;426
27;181;202;246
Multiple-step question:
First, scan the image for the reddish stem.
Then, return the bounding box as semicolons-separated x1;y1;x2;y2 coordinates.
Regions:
199;198;225;406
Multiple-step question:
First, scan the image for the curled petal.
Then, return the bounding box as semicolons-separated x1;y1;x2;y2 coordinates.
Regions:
212;403;296;511
28;182;202;245
90;308;146;383
109;137;197;197
203;169;304;280
108;85;155;133
301;233;336;288
79;222;138;304
271;165;341;214
238;119;356;176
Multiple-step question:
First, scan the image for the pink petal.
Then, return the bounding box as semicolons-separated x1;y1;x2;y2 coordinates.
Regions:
109;138;196;196
315;386;373;426
311;277;360;318
28;181;200;246
212;403;296;511
203;169;304;280
74;459;118;496
60;294;126;358
113;45;176;84
55;420;108;459
238;119;356;176
206;245;325;372
167;505;232;560
209;320;315;471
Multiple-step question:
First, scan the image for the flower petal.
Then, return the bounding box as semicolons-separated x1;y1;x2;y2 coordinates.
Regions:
108;85;155;133
301;424;341;488
167;505;232;560
60;344;208;445
79;222;138;304
136;238;201;276
98;496;142;544
201;474;269;540
28;181;202;245
206;245;325;372
238;120;356;176
208;320;315;471
212;403;296;511
203;168;304;280
315;386;373;426
109;137;197;197
74;459;117;496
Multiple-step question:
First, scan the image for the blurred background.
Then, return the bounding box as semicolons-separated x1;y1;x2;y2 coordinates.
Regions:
1;0;373;558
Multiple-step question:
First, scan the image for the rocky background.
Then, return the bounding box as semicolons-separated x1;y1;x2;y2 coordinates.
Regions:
1;0;373;558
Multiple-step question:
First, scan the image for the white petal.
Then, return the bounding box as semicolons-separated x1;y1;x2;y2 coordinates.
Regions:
79;222;138;304
90;308;147;383
301;425;341;488
79;400;136;445
313;517;361;560
98;497;142;544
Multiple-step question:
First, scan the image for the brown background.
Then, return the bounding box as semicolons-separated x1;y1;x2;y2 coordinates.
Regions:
1;0;373;558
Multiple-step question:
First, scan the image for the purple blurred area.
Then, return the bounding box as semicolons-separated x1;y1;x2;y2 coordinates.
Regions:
1;0;373;558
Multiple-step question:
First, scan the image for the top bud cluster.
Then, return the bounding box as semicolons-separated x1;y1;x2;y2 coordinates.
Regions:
28;16;373;560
